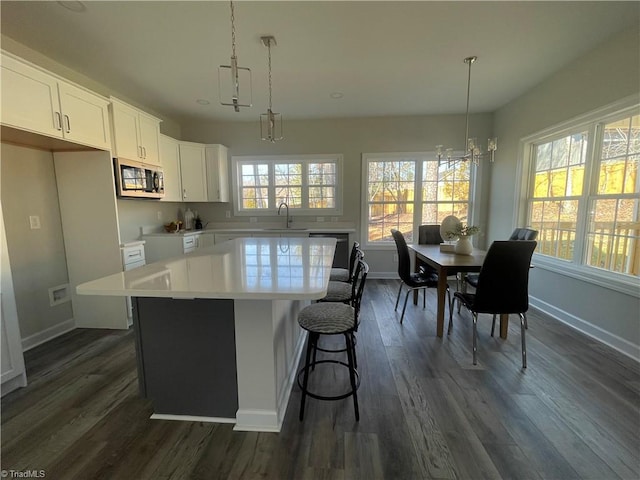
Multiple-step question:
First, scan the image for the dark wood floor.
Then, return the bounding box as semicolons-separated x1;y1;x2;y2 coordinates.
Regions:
2;279;639;479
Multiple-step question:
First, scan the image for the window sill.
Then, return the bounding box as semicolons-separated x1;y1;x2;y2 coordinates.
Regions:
532;254;640;298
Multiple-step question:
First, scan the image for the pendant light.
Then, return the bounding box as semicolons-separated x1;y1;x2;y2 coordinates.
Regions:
218;0;251;112
260;35;283;142
436;56;497;167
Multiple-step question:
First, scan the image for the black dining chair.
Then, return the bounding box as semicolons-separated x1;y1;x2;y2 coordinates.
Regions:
391;229;449;324
464;227;538;328
448;240;537;368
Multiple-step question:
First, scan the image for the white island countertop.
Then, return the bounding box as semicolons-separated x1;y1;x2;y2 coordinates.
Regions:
77;236;336;300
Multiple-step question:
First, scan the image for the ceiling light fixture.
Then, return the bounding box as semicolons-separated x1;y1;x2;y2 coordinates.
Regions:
260;36;283;143
436;56;497;167
218;0;251;112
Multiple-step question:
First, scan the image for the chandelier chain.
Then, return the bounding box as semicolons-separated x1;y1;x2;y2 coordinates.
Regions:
230;0;236;58
267;39;273;110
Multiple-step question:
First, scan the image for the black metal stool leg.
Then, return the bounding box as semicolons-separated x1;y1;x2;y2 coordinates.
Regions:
345;332;359;421
299;333;316;421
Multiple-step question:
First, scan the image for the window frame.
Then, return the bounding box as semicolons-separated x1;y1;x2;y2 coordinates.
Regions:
231;154;343;216
360;151;478;249
517;96;640;297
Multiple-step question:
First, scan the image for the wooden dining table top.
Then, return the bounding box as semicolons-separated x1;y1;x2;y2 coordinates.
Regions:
408;244;487;271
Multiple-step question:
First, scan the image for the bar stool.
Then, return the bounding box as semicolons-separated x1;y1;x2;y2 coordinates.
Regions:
321;250;363;303
329;241;361;282
297;259;368;421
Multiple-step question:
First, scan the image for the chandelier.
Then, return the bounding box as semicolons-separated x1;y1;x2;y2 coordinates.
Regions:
218;0;252;112
260;36;283;142
436;56;497;167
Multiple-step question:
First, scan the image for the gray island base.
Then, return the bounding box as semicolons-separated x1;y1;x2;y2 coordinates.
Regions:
134;296;309;432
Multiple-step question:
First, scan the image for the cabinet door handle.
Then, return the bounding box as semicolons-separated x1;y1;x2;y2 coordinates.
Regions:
64;115;71;133
183;189;187;200
54;112;63;131
142;146;147;158
138;146;143;159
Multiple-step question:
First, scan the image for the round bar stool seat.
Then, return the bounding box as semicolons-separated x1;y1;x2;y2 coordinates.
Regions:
329;267;350;282
321;281;352;303
298;302;355;333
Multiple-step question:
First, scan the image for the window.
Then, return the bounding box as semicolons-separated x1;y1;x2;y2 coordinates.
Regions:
363;153;473;244
232;154;342;214
525;105;639;280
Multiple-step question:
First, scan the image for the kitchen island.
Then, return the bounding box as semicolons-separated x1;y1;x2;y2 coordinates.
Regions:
77;236;336;432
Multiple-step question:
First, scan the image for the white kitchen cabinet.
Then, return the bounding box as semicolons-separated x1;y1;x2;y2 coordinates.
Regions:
1;51;111;150
179;141;207;202
121;242;146;326
110;97;161;165
205;144;230;202
159;134;182;202
197;232;216;249
1;205;27;396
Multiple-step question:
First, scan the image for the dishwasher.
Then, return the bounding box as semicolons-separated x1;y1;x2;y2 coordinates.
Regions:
309;233;350;269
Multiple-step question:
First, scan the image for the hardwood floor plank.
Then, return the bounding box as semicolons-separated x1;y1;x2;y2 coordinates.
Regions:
386;345;456;479
344;432;385;479
514;393;621;479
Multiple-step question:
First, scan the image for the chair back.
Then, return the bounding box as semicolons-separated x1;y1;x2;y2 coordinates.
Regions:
509;228;538;241
351;259;369;319
473;241;537;314
418;225;443;245
347;241;362;281
390;229;412;283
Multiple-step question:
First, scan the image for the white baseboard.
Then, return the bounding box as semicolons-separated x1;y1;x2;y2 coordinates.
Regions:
234;409;281;432
150;414;235;424
1;372;27;397
530;296;640;362
21;318;76;352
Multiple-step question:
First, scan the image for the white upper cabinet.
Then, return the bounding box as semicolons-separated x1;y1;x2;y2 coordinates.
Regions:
159;135;182;202
110;97;161;165
205;144;230;202
1;51;111;150
179;141;207;202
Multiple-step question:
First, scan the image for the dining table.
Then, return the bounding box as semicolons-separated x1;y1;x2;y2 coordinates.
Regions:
407;244;510;339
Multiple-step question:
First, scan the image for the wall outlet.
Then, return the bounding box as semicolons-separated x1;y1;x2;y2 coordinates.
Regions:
249;217;257;223
29;215;41;229
156;211;162;220
316;217;325;222
331;217;339;222
393;254;399;263
225;210;231;218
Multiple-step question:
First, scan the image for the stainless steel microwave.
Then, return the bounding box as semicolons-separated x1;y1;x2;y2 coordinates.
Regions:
114;158;164;199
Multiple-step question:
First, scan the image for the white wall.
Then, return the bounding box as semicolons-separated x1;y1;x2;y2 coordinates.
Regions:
491;25;640;359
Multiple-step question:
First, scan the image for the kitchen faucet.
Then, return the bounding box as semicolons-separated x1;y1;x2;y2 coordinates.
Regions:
277;202;291;228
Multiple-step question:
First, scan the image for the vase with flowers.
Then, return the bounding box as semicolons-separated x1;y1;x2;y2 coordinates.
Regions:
447;224;480;255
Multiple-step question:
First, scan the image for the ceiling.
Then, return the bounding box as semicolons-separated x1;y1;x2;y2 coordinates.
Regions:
1;1;638;124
